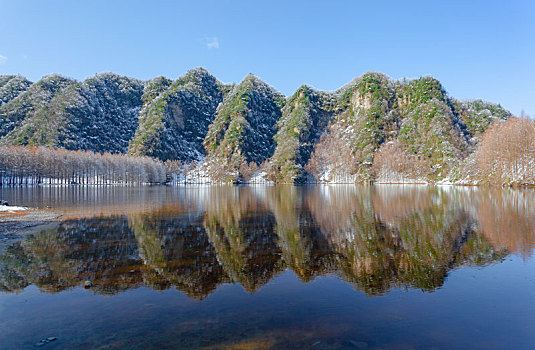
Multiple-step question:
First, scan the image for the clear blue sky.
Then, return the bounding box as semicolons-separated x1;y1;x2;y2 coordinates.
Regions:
1;0;533;116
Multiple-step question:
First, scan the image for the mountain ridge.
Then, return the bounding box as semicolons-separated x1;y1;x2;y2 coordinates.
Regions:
0;69;513;183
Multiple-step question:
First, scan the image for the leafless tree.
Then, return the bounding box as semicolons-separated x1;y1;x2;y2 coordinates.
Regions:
475;117;535;185
0;146;171;185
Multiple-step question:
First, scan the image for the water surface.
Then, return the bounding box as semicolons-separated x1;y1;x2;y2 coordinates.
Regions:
0;185;534;349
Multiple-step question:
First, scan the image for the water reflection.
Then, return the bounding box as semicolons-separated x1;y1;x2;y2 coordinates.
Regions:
1;185;533;297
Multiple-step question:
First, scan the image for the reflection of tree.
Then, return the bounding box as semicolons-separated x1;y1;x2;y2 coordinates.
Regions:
457;233;507;266
305;186;371;236
371;185;436;225
203;186;283;292
475;188;535;259
0;244;29;292
0;217;142;294
308;187;401;294
128;205;225;299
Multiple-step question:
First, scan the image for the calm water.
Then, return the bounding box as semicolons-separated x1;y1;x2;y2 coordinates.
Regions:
0;185;534;349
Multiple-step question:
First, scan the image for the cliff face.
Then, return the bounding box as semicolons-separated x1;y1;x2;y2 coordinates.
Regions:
203;74;285;181
303;74;509;183
305;73;400;182
0;69;512;183
268;85;336;183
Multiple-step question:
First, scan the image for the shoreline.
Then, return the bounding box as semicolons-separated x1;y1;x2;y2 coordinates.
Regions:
0;207;61;254
2;182;535;188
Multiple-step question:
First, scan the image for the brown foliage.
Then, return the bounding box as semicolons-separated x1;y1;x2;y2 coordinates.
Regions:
238;161;260;182
305;131;360;182
372;141;428;182
476;189;535;258
475;118;535;185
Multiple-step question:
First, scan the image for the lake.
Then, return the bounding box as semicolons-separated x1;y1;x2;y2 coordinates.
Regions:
0;185;534;349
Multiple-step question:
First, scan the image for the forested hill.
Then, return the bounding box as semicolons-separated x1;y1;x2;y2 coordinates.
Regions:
0;69;515;183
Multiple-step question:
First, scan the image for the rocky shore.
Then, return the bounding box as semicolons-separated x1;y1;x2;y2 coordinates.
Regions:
0;205;60;253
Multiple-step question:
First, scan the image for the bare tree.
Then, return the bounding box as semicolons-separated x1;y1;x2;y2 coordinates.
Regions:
0;145;170;186
372;141;428;183
476;117;535;185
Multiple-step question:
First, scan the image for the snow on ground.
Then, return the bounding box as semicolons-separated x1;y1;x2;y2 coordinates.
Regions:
0;205;27;212
373;169;428;184
248;171;273;185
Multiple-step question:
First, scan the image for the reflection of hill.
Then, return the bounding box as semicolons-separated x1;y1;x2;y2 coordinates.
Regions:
0;185;532;297
306;186;507;294
129;206;224;299
267;186;333;282
203;187;283;292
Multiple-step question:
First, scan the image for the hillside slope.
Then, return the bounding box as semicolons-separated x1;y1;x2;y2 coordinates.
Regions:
0;74;74;139
2;73;143;153
267;85;336;183
128;68;226;161
203;74;285;181
0;75;33;106
304;74;510;183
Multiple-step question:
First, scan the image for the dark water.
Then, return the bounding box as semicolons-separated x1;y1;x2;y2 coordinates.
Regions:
0;185;534;349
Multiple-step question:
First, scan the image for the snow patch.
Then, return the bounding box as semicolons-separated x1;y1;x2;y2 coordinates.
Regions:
0;205;27;212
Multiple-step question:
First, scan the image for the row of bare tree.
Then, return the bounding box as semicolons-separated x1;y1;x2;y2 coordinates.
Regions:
0;145;255;186
0;146;169;185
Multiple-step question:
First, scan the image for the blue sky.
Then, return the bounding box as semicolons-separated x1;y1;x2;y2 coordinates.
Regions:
0;0;533;116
